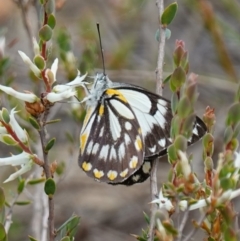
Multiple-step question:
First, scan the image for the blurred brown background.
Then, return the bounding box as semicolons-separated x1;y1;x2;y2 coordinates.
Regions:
0;0;240;240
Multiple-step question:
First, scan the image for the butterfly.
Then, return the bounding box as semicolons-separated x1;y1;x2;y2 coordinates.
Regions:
78;73;207;185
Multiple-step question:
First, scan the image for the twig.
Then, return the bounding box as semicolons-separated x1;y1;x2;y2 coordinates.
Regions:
4;193;20;233
148;0;166;240
176;209;190;241
182;213;206;241
16;0;34;53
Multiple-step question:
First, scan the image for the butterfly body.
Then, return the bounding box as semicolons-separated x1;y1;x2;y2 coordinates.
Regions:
78;74;206;185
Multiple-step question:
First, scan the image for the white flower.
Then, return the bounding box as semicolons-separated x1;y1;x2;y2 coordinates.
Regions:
18;51;41;77
178;150;191;178
46;88;76;103
9;108;28;143
0;151;35;183
0;126;7;134
151;189;174;212
52;71;88;93
46;71;87;103
51;58;58;83
45;58;59;85
0;85;38;103
32;37;40;55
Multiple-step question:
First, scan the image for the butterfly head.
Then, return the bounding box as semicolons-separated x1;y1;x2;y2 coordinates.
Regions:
82;73;112;107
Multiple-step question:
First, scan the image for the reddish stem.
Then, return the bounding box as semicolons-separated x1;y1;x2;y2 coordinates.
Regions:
1;121;43;166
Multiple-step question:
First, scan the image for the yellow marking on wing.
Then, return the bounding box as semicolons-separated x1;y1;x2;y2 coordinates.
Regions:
138;128;142;134
80;133;88;152
82;162;92;171
129;156;138;169
120;168;129;178
93;169;104;179
135;135;142;151
83;107;93;127
99;105;104;116
107;170;118;181
106;89;127;103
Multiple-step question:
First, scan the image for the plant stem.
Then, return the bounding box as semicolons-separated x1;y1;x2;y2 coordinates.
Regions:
39;127;55;241
148;0;165;240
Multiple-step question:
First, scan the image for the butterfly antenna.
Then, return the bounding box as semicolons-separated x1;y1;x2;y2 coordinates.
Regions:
97;23;106;76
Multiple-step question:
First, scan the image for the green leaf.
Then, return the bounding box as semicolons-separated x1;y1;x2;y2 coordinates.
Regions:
17;179;25;194
174;135;187;152
181;114;195;138
1;108;10;124
155;29;160;42
46;0;55;14
162;220;178;236
223;126;233;144
44;178;56;197
177;96;192;119
155;28;171;42
226;102;240;126
55;162;65;176
45;119;61;125
28;235;38;241
1;135;18;145
27;178;46;185
163;74;172;84
29;117;40;130
0;188;5;210
33;55;46;70
233;122;240;138
57;214;80;238
143;211;150;224
165;28;171;39
0;223;6;241
48;14;56;29
15;201;31;206
161;2;178;26
167;144;178;164
60;237;70;241
170;66;186;89
45;138;56;152
220;177;235;191
39;25;53;42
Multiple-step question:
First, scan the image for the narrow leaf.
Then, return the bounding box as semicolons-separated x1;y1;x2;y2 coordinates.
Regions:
161;2;178;26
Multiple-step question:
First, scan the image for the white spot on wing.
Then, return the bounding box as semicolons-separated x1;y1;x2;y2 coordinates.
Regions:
99;145;110;160
108;106;121;141
110;99;134;119
124;134;131;145
109;146;117;160
193;126;198;135
154;108;166;129
99;127;104;137
86;140;94;154
149;145;156;153
158;99;168;107
118;143;125;160
125;121;132;130
158;138;166;147
157;103;167;116
92;143;99;154
132;174;140;182
142;162;151;174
